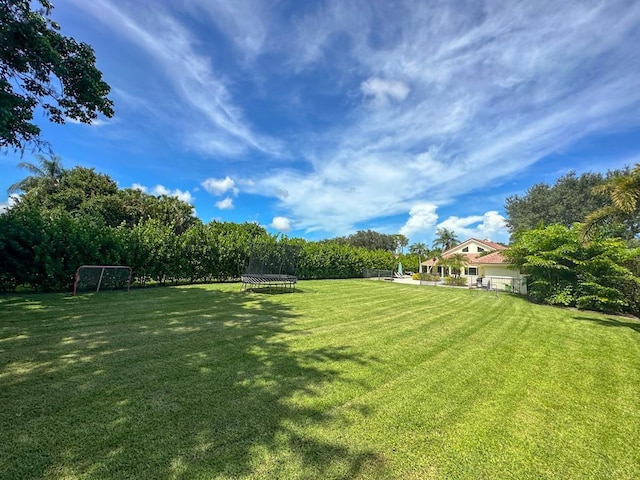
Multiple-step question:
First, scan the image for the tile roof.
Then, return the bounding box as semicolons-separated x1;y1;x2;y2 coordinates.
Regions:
474;251;508;264
421;242;511;266
421;252;508;266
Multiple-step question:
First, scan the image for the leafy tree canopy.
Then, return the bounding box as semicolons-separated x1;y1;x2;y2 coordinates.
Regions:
8;157;198;233
505;224;640;314
0;0;114;151
504;171;614;235
331;229;399;252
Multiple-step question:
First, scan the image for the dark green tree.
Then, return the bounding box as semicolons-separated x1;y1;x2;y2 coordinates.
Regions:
0;206;43;290
340;230;398;252
505;171;610;235
150;195;198;235
113;189;199;233
10;164;199;233
1;0;114;151
45;166;118;213
505;224;640;313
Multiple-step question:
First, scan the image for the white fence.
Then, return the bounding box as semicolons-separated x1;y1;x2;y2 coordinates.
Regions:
466;275;527;294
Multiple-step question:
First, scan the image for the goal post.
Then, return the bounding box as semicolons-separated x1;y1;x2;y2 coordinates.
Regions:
73;265;132;295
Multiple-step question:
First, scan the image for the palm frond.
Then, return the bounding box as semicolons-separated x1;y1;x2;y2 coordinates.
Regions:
609;176;639;213
580;206;621;241
16;161;45;176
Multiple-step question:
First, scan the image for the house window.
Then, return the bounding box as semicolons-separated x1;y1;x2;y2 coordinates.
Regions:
462;247;469;252
467;267;478;275
477;247;485;252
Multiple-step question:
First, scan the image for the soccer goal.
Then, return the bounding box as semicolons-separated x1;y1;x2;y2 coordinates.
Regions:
73;265;132;295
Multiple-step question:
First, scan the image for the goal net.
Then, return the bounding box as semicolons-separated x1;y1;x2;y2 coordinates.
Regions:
73;265;132;295
245;241;300;276
363;269;393;280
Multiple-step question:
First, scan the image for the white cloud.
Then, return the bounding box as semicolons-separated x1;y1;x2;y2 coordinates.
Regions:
0;195;18;213
151;185;171;196
257;154;420;234
177;190;194;204
436;211;508;243
153;186;194;204
270;216;292;232
201;176;238;196
215;197;234;210
361;77;410;105
131;183;195;204
237;178;255;187
399;203;439;240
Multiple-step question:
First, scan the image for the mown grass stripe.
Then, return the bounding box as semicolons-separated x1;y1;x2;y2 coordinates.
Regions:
1;280;639;479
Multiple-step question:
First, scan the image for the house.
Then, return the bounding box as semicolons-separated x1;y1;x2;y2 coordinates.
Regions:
421;238;527;294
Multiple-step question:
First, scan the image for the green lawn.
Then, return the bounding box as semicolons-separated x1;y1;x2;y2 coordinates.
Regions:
1;280;639;479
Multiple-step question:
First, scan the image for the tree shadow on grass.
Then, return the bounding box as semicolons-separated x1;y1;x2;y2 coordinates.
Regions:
0;286;387;479
571;314;640;333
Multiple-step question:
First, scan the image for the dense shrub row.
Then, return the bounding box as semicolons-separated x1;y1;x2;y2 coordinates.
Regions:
0;208;395;292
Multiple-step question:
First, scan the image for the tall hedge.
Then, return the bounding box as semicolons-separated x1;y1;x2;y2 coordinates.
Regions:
0;211;394;291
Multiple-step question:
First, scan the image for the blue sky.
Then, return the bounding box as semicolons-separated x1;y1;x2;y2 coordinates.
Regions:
2;0;640;245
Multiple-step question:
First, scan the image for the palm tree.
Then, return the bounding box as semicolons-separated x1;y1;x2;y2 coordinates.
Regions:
8;155;65;195
394;234;409;254
439;252;467;278
582;164;640;239
409;242;427;273
448;253;468;278
432;227;459;252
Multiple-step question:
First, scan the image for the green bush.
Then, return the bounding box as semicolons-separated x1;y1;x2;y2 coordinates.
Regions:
443;276;468;287
412;272;441;281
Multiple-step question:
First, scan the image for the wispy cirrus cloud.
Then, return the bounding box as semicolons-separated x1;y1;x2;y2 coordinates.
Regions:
252;0;640;241
57;0;640;244
186;0;270;61
70;0;280;157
